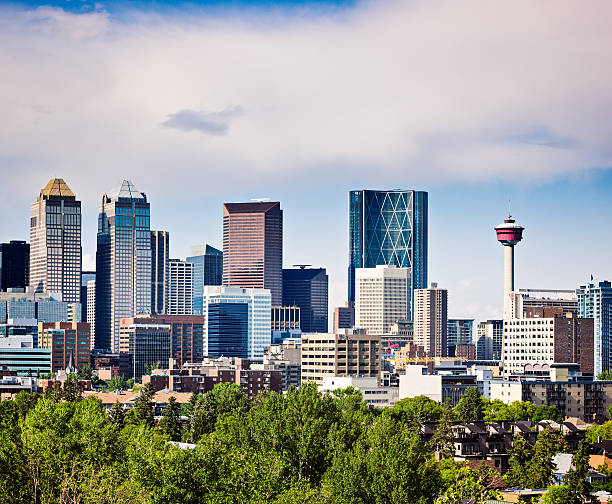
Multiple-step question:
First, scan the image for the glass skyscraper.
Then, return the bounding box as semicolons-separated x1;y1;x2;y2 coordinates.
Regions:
207;303;249;358
95;180;152;352
577;280;612;375
29;178;82;303
186;244;223;315
0;241;29;291
282;267;329;333
348;189;428;320
151;231;169;315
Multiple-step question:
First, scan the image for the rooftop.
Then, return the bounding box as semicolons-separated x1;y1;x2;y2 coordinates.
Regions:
106;180;146;202
39;178;76;201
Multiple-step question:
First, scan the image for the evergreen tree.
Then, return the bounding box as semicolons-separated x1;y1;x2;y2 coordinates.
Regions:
159;396;182;441
504;434;532;487
563;439;592;503
454;387;484;423
429;400;455;459
524;427;567;489
108;400;125;429
130;383;154;427
63;374;83;402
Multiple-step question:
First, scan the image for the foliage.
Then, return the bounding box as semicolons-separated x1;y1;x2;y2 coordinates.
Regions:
128;382;155;427
597;370;612;381
505;434;533;487
105;375;129;391
538;485;577;504
108;400;125;430
144;361;162;376
436;461;500;504
429;400;455;458
454;387;484;423
562;440;592;502
524;427;568;489
483;399;561;423
63;374;83;402
159;396;182;441
389;395;443;426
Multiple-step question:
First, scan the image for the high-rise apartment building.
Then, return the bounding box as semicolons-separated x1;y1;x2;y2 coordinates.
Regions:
355;265;409;335
202;286;271;358
577;280;612;375
502;307;594;378
151;231;169;315
167;259;193;315
95;180;151;352
476;320;503;361
38;322;90;373
447;318;474;356
413;282;448;357
87;280;95;349
187;244;223;315
300;332;380;385
80;271;95;322
0;241;29;291
222;202;282;305
282;267;328;333
29;178;82;303
348;190;427;321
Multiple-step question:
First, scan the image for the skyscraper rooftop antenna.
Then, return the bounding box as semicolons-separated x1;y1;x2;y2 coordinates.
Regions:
508;199;512;220
251;197;271;203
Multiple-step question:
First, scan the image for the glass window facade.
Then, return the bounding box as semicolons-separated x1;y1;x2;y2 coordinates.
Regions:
577;281;612;375
207;303;248;358
282;267;329;333
187;244;223;315
348;189;428;321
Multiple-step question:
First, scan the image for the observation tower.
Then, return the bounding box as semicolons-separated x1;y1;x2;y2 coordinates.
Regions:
495;213;524;318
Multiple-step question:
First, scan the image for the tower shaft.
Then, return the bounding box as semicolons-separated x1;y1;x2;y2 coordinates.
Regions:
504;245;514;318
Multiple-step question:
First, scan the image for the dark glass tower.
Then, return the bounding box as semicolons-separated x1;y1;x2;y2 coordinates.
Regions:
187;244;223;315
151;231;169;314
207;302;249;357
282;267;328;333
0;241;30;291
348;190;428;320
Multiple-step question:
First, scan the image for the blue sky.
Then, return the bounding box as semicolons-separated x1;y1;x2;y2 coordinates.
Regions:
1;0;611;325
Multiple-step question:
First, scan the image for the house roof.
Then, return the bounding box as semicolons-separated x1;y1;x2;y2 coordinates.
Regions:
465;460;506;489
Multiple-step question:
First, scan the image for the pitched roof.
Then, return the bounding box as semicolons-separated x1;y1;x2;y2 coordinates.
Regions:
39;178;75;200
107;180;146;202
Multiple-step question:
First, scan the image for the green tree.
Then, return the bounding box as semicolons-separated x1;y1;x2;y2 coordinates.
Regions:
105;375;127;391
505;434;532;487
63;373;83;402
128;383;155;427
539;485;576;504
436;462;500;504
159;396;182;441
429;400;455;459
454;387;484;423
108;400;125;430
143;361;162;376
524;427;567;489
562;439;592;503
597;370;612;381
390;395;444;427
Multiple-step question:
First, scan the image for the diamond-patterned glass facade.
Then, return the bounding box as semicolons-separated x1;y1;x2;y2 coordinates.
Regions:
348;190;427;320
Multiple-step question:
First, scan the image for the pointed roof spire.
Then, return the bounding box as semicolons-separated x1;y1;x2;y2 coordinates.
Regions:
39;178;76;201
66;351;77;374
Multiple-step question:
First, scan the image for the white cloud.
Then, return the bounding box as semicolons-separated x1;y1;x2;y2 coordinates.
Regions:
0;0;611;206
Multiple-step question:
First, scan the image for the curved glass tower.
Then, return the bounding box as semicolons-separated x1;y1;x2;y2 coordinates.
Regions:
348;189;428;321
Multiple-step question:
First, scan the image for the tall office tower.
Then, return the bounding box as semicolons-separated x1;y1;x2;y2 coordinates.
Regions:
118;318;170;380
476;325;494;361
355;265;409;335
29;178;82;302
476;319;503;361
494;213;524;318
333;302;355;333
202;286;271;358
86;280;95;349
282;266;328;333
95;180;151;352
348;189;427;321
447;318;474;356
413;282;448;357
187;244;223;315
0;241;30;291
222;202;283;305
207;303;249;358
577;280;612;375
80;271;95;321
502;307;595;378
151;231;169;315
167;259;193;315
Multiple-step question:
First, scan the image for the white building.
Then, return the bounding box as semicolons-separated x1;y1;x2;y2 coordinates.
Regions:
355;265;409;335
202;286;271;359
29;178;82;303
320;376;398;408
413;282;448;357
167;259;193;315
87;280;95;349
399;365;443;402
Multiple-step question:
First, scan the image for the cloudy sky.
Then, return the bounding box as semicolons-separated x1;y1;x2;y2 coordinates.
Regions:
1;0;611;326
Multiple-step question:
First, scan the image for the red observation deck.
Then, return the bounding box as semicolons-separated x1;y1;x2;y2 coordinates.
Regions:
495;217;524;246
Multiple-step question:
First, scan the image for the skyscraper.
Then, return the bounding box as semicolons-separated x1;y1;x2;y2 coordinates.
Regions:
413;282;448;357
29;178;82;302
151;231;169;314
222;202;282;305
167;259;193;315
87;280;95;349
577;280;612;375
348;189;427;321
282;266;328;333
354;265;409;335
476;320;503;361
495;213;524;318
186;244;223;315
447;318;474;356
80;271;96;322
95;180;151;352
0;241;29;291
202;286;271;358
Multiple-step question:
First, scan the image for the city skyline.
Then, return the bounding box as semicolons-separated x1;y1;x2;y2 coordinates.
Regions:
1;0;611;327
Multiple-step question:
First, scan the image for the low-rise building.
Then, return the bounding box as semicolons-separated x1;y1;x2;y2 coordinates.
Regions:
398;365;478;405
38;322;90;373
0;335;51;376
119;319;171;380
320;376;398;407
